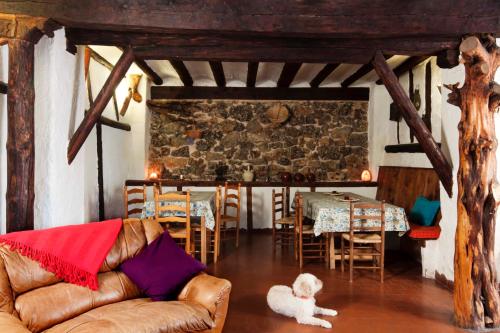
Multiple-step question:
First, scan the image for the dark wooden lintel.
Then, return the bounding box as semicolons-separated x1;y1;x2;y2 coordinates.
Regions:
149;86;369;101
277;63;302;87
170;60;193;86
246;62;259;87
310;63;340;87
209;61;226;87
126;179;378;188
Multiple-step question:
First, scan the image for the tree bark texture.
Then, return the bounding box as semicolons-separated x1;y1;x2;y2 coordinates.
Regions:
6;39;35;232
446;35;500;330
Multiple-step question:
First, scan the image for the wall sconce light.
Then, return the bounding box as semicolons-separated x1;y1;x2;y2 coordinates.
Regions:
149;171;158;180
361;169;372;182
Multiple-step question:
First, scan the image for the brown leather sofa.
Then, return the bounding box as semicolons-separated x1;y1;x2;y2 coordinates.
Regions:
0;219;231;332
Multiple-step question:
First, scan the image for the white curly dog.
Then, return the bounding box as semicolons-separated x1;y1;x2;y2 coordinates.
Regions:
267;273;338;329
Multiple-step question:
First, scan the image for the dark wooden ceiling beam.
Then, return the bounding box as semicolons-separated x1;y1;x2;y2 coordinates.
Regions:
247;62;258;87
310;63;340;87
149;86;369;101
372;50;452;197
277;63;302;87
66;28;460;64
209;61;226;87
375;56;430;84
4;1;499;37
341;55;392;87
170;60;193;86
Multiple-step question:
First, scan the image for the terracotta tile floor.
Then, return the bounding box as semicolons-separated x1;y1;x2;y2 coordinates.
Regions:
206;233;463;333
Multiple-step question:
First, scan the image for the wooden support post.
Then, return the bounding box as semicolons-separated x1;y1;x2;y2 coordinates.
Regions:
209;61;226;87
445;35;500;330
277;63;302;88
68;48;134;164
246;186;253;233
96;122;105;221
372;50;453;197
6;39;35;232
170;60;193;87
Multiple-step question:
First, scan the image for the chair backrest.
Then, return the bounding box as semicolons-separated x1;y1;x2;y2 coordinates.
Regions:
272;188;285;222
123;185;146;218
223;182;241;218
154;187;191;230
349;201;385;233
295;194;304;234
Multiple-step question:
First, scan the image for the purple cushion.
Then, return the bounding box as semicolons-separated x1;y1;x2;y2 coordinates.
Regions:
120;230;206;301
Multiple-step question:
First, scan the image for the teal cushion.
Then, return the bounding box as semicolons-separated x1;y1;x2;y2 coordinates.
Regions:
409;196;440;226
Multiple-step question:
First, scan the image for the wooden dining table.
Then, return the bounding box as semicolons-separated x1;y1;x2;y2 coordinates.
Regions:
141;191;218;264
298;191;410;269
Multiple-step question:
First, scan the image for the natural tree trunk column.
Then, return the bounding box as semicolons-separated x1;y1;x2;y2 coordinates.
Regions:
6;39;35;232
446;35;500;330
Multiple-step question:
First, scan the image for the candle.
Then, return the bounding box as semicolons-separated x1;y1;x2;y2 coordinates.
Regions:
361;169;372;181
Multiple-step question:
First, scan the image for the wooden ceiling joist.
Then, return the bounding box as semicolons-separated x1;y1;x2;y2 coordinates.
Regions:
149;86;369;101
169;60;193;86
209;61;226;87
375;56;430;84
5;2;499;37
117;47;162;85
310;63;340;87
133;57;163;85
68;47;135;164
277;63;302;87
341;55;392;87
247;62;259;87
372;50;452;196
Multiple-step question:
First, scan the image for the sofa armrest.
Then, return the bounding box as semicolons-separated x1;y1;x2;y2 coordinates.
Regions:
178;273;231;333
0;313;30;333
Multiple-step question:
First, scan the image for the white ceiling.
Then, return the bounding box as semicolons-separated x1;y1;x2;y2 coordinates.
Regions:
91;46;409;87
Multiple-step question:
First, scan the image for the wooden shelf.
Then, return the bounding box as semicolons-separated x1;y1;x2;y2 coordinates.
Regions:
126;179;377;188
385;143;441;153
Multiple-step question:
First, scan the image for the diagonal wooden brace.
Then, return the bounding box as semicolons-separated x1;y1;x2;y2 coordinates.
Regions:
67;47;134;164
372;50;453;197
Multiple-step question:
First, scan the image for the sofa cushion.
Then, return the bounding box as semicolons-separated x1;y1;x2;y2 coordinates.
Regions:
15;271;141;333
120;230;205;301
43;298;214;333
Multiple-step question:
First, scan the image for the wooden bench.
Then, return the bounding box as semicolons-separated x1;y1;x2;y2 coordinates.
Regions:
376;166;441;241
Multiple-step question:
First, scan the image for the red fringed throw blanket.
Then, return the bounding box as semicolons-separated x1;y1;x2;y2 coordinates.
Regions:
0;218;122;290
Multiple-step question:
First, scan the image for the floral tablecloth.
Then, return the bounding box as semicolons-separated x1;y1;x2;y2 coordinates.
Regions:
298;192;409;236
141;191;216;231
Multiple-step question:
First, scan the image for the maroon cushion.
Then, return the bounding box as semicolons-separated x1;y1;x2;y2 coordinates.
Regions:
120;230;205;301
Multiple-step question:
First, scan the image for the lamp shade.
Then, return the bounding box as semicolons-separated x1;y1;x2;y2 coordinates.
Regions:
361;169;372;181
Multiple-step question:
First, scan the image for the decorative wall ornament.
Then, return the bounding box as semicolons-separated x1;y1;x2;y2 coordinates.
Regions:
266;103;289;126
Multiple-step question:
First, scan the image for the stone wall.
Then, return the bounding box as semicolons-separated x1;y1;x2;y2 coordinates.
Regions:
148;100;368;181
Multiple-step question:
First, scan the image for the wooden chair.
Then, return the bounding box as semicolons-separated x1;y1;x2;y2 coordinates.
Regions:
341;201;385;283
272;188;295;253
154;188;192;254
123;185;146;218
220;182;241;248
191;186;222;263
294;194;329;268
